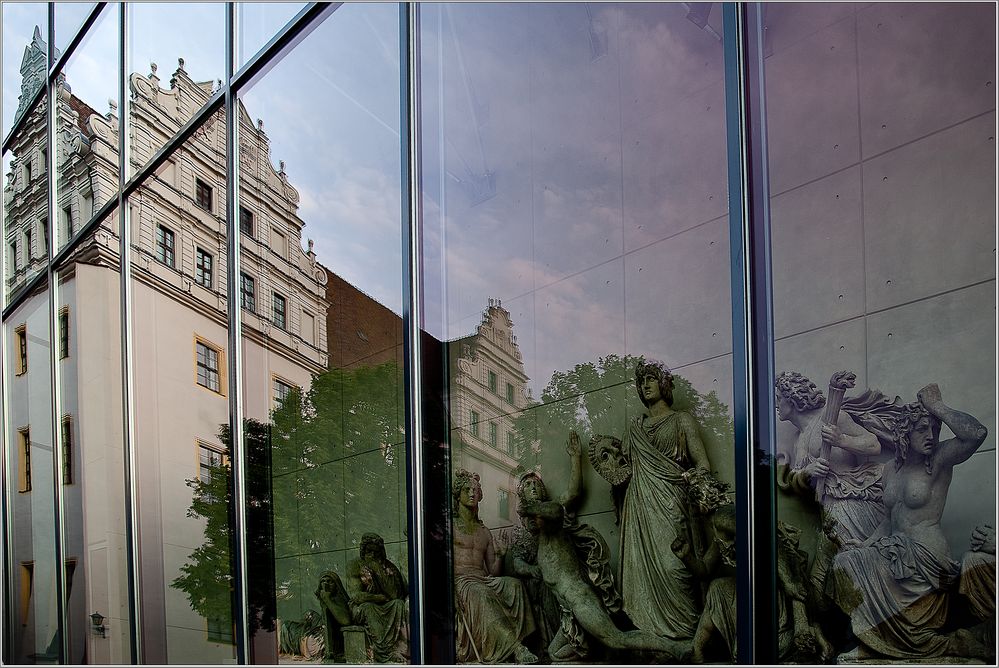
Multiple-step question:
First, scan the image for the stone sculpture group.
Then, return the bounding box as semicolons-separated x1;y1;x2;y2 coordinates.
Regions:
292;360;993;664
449;361;994;664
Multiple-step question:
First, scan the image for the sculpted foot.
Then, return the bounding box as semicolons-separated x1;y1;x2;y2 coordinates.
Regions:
514;644;539;664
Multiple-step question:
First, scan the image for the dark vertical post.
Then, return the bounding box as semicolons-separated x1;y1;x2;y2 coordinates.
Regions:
723;2;778;664
225;3;251;664
400;2;428;663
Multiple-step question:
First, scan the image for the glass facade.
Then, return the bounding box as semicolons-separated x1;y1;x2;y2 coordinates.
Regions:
1;3;994;666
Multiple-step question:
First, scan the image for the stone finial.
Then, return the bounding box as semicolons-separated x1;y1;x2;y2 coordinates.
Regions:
150;62;157;75
108;98;118;116
279;160;286;175
177;57;185;70
307;238;314;253
257;119;264;131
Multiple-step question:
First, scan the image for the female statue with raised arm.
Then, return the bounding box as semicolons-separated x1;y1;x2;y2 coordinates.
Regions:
830;384;992;660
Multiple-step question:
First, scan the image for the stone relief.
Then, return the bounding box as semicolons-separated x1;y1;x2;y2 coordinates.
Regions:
446;360;993;665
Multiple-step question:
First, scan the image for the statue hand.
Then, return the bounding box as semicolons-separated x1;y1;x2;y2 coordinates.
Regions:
917;383;942;410
803;458;830;480
841;538;863;551
820;424;842;449
670;534;691;562
971;524;996;554
566;429;581;456
495;528;511;557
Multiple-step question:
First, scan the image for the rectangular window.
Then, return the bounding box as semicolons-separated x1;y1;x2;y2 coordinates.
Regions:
240;273;255;312
272;292;286;329
18;428;31;492
195;178;213;211
198;442;225;483
19;563;33;622
273;378;294;406
23;229;32;261
489;422;498;447
195;339;222;393
156;225;175;267
15;325;27;375
506;382;515;404
302;311;316;345
488;370;497;393
9;240;17;271
58;308;69;359
62;205;73;240
61;417;73;485
239;206;254;236
195;248;213;289
40;217;48;254
506;431;515;455
470;410;479;437
497;489;509;520
206;616;234;644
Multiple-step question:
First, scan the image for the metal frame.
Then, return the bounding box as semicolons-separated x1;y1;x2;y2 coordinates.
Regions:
724;3;778;664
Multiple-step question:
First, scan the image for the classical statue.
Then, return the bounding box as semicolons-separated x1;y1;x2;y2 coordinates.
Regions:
518;431;690;661
315;570;353;661
452;469;538;664
774;371;889;544
345;533;410;663
829;384;992;661
509;524;561;661
588;360;711;641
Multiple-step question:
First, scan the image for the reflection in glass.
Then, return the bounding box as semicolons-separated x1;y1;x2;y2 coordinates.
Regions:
127;2;226;180
421;3;736;664
238;4;406;663
51;209;133;663
237;3;307;68
4;284;60;663
2;2;48;140
128;2;225;177
128;119;234;664
765;3;997;664
54;6;118;253
3;93;48;307
54;2;97;55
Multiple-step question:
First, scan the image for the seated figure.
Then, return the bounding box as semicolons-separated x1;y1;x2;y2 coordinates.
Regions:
959;524;996;650
345;533;410;663
452;469;538;664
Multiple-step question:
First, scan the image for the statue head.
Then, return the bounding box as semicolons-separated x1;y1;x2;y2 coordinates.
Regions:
635;359;675;408
711;504;737;567
893;402;941;473
359;532;386;561
774;371;826;419
587;435;631;485
452;469;482;513
516;471;549;505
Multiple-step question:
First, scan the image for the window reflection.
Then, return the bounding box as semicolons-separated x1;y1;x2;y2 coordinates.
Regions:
2;3;48;140
236;4;406;663
4;94;48;302
766;3;996;664
422;3;735;664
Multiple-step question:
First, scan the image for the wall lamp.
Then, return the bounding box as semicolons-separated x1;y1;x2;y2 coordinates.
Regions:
90;612;106;638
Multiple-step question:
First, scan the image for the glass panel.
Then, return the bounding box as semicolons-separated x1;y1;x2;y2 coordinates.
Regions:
2;2;48;141
3;93;48;307
127;114;235;664
4;281;61;663
238;3;405;663
421;3;734;664
54;6;118;254
765;2;997;663
236;3;308;68
54;2;97;56
128;2;226;178
51;208;133;663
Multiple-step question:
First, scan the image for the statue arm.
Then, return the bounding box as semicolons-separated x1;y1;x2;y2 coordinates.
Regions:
920;384;988;468
828;414;881;456
679;412;711;470
560;430;583;509
484;529;503;576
